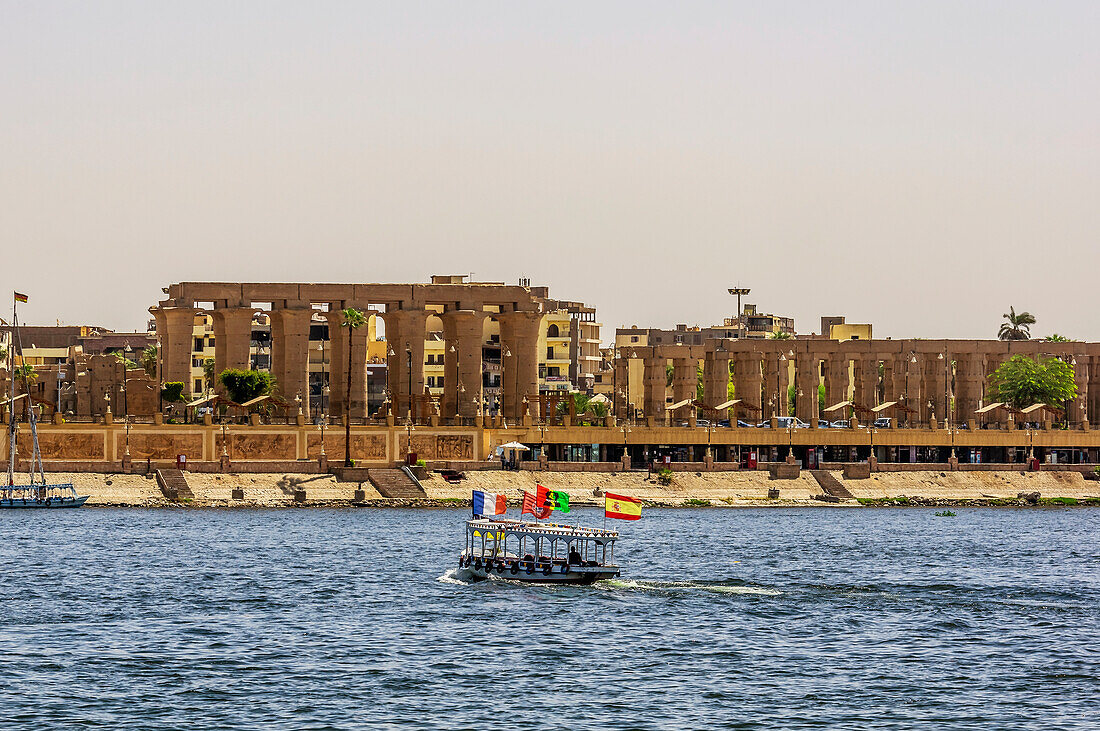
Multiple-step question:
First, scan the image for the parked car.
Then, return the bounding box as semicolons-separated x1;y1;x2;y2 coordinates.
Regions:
736;420;756;428
818;419;832;429
760;416;810;429
872;417;893;428
696;419;711;427
830;419;852;429
716;419;731;428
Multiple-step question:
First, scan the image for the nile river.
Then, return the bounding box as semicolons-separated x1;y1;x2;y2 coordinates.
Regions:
1;507;1096;729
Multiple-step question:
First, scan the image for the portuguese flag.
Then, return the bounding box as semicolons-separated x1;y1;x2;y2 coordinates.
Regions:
605;492;642;521
536;483;570;514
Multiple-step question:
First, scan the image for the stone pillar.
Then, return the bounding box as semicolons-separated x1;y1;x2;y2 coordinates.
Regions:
1087;356;1100;425
151;306;199;398
330;309;370;418
383;308;429;420
795;355;817;423
702;353;728;409
672;357;696;412
826;355;848;411
498;310;542;420
955;354;983;428
642;356;666;419
269;306;314;417
778;354;790;416
857;357;878;409
212;307;255;382
614;357;630;418
442;310;486;419
741;352;763;419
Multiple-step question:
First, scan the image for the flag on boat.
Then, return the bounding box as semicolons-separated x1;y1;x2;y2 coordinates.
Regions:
14;292;28;303
536;483;570;514
605;492;642;521
472;490;507;516
521;490;551;519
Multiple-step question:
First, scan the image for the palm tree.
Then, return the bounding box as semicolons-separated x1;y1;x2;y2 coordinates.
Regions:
998;307;1035;341
340;308;366;466
1044;334;1071;342
769;331;791;340
15;364;37;420
139;345;158;377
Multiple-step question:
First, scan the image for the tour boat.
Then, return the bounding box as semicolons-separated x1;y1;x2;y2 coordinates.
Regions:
3;293;88;509
458;518;620;584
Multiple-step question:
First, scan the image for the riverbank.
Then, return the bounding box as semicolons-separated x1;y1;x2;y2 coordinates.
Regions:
33;469;1100;508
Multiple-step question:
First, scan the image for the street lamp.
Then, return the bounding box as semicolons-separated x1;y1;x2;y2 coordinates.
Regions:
104;390;111;415
728;287;750;340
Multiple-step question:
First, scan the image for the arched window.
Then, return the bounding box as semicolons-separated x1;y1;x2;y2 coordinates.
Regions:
547;324;560;338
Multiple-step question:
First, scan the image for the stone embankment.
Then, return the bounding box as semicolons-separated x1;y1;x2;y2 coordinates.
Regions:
44;469;1100;508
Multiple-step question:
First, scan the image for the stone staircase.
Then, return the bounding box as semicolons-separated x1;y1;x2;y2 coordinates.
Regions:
155;469;194;500
367;468;426;499
810;470;854;502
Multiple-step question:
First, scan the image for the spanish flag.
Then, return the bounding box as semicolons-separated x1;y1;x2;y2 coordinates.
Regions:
14;292;28;303
605;492;642;521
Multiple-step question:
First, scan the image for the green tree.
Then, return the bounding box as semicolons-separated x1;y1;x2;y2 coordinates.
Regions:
161;382;186;403
114;352;139;370
340;307;367;466
998;306;1035;341
989;354;1076;409
769;331;792;340
1044;334;1071;342
218;369;276;405
139;345;158;377
556;391;591;419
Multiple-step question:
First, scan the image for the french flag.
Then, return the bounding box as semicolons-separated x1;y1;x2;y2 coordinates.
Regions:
472;490;507;517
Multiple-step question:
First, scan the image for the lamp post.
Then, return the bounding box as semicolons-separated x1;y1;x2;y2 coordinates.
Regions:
728;287;750;340
621;423;631;466
295;391;302;417
786;420;795;460
319;409;327;460
104;391;111;416
405;415;414;464
706;423;715;460
867;423;875;468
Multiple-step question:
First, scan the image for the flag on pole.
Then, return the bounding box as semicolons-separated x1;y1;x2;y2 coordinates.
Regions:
521;490;551;519
536;483;570;514
14;292;28;303
472;490;507;517
605;492;642;521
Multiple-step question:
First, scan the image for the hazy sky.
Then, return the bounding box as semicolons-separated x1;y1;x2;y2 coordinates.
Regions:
1;1;1096;341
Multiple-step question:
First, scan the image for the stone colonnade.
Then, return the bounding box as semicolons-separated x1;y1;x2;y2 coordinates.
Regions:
151;282;547;420
617;340;1100;426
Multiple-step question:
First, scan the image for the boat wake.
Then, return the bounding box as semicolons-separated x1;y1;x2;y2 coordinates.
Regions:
595;579;782;596
437;568;477;585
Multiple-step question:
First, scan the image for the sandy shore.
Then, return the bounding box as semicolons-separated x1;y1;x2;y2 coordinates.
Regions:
37;469;1100;508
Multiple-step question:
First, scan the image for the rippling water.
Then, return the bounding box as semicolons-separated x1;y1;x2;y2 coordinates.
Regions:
1;506;1097;729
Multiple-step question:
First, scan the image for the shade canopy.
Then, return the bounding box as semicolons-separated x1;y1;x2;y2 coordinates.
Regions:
499;441;530;450
665;398;693;411
186;393;219;407
713;399;740;410
240;394;272;408
870;401;898;413
823;401;853;413
974;402;1005;415
1018;403;1062;415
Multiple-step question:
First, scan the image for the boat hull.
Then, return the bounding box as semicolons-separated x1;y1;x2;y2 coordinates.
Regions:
0;495;89;509
461;559;619;585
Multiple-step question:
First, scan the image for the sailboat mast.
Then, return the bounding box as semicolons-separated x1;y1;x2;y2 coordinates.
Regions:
8;295;16;487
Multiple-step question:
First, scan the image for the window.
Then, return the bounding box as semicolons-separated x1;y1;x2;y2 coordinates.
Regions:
546;347;555;360
851;335;860;340
194;337;203;352
194;379;203;392
630;336;639;343
547;324;560;338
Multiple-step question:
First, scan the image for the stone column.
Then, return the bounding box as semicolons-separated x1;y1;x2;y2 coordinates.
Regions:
741;352;763;418
498;310;542;420
1071;354;1088;427
383;308;429;420
795;355;817;423
151;306;199;397
614;357;630;418
826;355;849;411
702;353;727;407
212;307;255;381
672;357;696;409
955;354;982;427
763;353;780;417
857;357;878;409
643;356;666;419
269;306;314;417
442;310;486;419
